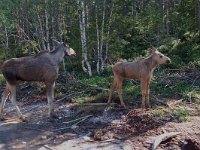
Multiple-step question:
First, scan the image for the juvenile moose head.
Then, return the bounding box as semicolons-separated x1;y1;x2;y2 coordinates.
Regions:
0;40;76;121
108;47;171;108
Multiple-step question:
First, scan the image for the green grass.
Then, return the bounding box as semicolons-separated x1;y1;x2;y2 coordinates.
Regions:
172;108;191;122
0;74;6;85
152;108;167;117
70;69;200;107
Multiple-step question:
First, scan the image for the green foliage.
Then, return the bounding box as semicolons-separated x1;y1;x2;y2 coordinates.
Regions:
0;0;199;73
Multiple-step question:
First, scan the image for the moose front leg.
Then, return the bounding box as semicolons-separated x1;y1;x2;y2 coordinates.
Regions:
145;79;151;108
140;80;147;108
9;85;25;120
0;83;10;119
46;82;55;118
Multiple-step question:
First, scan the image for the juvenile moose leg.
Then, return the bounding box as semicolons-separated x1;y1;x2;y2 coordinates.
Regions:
145;78;151;108
46;82;55;117
140;80;147;108
116;77;126;108
107;79;117;104
0;83;10;119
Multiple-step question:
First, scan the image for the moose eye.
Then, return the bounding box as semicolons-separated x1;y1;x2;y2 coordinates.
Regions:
160;55;163;58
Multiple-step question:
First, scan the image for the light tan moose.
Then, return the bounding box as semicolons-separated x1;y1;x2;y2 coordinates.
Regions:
108;47;171;108
0;40;76;120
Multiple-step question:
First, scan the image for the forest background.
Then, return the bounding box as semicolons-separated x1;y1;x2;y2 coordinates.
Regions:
0;0;199;77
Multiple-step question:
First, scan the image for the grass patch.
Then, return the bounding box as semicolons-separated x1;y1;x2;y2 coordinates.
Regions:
172;108;190;122
152;108;167;117
0;74;5;84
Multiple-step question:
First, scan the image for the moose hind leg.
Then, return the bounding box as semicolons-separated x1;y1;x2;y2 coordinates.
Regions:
0;83;10;118
46;82;55;118
116;78;126;108
108;79;117;104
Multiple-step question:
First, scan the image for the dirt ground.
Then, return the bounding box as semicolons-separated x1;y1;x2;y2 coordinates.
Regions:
0;77;200;150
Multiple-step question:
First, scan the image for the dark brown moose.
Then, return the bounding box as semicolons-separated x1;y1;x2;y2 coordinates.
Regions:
108;47;171;108
0;40;76;120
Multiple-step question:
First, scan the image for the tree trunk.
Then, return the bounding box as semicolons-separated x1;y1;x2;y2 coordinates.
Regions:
196;0;200;28
77;0;92;76
95;2;100;74
52;16;55;49
158;0;165;34
37;6;46;50
45;0;50;51
105;1;114;64
4;26;8;59
99;0;106;72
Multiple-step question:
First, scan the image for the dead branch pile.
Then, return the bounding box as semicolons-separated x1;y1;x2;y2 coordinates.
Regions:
125;109;164;134
92;109;165;141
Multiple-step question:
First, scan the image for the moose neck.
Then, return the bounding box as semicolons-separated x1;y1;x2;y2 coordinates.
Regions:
145;55;158;71
51;47;65;64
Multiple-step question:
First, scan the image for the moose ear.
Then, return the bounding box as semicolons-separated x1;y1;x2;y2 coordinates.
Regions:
52;39;60;46
64;38;68;45
147;46;157;54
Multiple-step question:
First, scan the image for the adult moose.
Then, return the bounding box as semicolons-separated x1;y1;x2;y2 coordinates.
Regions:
0;40;76;120
108;47;171;108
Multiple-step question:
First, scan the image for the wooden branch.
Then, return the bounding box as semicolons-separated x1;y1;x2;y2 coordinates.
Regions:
152;95;168;106
79;81;109;91
62;115;92;124
54;115;93;131
55;91;85;103
43;145;54;150
73;115;93;126
81;103;117;106
165;69;184;71
151;132;181;150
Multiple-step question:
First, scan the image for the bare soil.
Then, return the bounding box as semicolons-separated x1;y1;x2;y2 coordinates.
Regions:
0;74;200;150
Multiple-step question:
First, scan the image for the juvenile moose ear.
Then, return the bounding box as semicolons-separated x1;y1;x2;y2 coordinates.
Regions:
147;46;157;54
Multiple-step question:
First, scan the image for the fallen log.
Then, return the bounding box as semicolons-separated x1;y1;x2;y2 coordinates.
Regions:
151;132;181;150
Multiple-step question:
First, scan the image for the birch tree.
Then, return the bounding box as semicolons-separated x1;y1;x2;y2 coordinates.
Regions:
99;0;106;72
95;1;100;74
45;0;50;51
77;0;92;76
105;0;114;65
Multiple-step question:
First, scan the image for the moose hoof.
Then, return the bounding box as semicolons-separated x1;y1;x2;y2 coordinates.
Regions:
49;112;59;119
121;104;127;109
19;115;29;122
0;116;6;121
146;104;151;109
107;100;112;104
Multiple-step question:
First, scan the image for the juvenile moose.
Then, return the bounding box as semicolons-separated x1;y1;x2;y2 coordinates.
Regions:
108;47;171;108
0;40;76;120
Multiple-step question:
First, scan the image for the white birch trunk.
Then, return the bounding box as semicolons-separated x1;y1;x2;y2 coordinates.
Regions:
105;1;114;64
52;16;55;49
37;6;46;50
45;0;50;51
77;0;92;76
95;3;100;74
99;0;106;72
4;26;8;59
